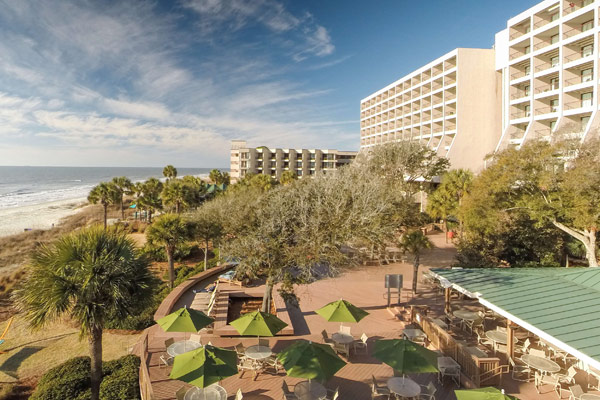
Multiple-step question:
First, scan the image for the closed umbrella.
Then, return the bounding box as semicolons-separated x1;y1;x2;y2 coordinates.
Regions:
170;344;238;388
373;339;438;375
277;340;346;383
316;299;369;324
230;310;287;342
455;387;519;400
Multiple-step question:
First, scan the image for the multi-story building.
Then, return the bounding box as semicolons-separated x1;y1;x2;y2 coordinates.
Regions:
359;48;502;171
229;140;357;183
495;0;599;150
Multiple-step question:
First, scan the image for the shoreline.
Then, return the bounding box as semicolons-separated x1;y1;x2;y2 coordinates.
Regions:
0;197;88;238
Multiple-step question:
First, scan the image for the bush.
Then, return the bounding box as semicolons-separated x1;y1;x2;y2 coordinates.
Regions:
30;355;141;400
140;241;198;262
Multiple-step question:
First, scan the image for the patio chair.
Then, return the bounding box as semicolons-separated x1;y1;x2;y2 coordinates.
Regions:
258;338;269;347
282;381;299;400
353;333;369;355
465;318;483;334
239;358;260;380
321;330;334;345
516;338;531;355
164;338;175;349
189;333;201;343
235;388;244;400
418;381;437;400
159;354;172;368
509;357;531;382
235;343;246;357
371;375;391;399
326;387;339;400
557;366;578;386
441;365;461;387
339;325;351;335
534;371;560;396
476;330;493;348
529;349;546;358
567;384;584;400
333;341;350;358
175;386;187;400
263;354;281;374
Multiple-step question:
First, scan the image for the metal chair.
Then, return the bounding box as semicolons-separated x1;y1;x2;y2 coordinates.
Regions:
326;387;340;400
529;349;546;357
175;386;187;400
353;333;369;355
339;325;351;335
509;357;531;382
164;338;175;348
567;384;584;400
239;358;260;381
465;318;483;334
235;388;244;400
371;375;391;399
516;338;531;355
534;371;560;396
557;366;578;386
333;341;350;358
258;338;269;347
322;329;334;344
189;333;202;343
418;381;437;400
282;381;299;400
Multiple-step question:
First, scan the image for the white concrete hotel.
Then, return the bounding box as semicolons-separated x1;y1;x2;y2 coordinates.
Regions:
361;0;600;171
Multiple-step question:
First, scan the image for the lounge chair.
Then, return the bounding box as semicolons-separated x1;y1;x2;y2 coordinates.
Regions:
371;375;391;399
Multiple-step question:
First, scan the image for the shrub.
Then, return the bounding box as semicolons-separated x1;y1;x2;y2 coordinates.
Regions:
140;241;198;262
30;355;141;400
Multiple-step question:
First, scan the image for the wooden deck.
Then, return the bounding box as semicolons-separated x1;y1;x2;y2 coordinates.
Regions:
144;233;597;400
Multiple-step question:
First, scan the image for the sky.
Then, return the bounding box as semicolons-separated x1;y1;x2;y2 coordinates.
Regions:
0;0;541;168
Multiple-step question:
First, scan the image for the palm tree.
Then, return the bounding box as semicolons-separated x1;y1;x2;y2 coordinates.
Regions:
398;230;433;294
191;210;223;271
137;178;163;223
146;213;191;289
280;170;297;186
16;226;155;400
163;165;178;182
162;180;189;213
88;182;119;229
111;176;133;220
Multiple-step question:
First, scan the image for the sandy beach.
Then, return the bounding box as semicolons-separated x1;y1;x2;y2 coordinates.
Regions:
0;198;87;238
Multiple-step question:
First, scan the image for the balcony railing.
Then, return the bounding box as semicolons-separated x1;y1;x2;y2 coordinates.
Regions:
564;1;593;15
565;76;593;86
564;52;592;63
563;25;594;39
510;30;526;40
534;83;559;94
533;41;551;51
535;106;559;115
510;50;528;60
509;130;526;140
511;110;531;119
511;70;530;80
564;100;593;110
511;91;530;99
535;128;552;137
535;62;557;72
533;19;550;29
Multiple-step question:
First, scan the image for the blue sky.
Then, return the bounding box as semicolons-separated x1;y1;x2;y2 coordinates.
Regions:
0;0;540;168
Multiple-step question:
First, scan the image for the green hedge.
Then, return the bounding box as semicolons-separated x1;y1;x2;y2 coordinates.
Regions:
31;355;141;400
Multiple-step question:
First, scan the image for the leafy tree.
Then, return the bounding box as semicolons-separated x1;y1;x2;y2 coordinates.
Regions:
181;175;208;208
146;213;192;288
427;169;473;240
460;137;600;267
163;165;178;182
16;226;155;400
280;170;298;186
88;182;120;229
162;180;190;213
111;176;133;220
190;207;223;271
135;178;163;223
398;230;433;294
209;169;230;185
236;173;278;192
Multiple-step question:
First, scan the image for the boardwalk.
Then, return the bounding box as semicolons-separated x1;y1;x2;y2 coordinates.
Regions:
145;233;595;400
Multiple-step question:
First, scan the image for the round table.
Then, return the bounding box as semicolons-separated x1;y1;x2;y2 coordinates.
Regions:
245;345;272;360
184;385;227;400
387;377;420;398
294;380;327;400
331;332;354;344
167;340;203;357
485;331;519;345
581;395;600;400
454;310;480;321
520;354;561;374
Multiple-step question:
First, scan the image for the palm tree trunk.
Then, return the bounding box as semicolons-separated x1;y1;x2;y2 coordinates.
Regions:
120;196;125;220
148;210;153;223
89;326;103;400
412;255;420;294
444;220;448;243
167;248;175;289
176;202;181;214
204;239;209;271
262;279;272;313
102;204;108;230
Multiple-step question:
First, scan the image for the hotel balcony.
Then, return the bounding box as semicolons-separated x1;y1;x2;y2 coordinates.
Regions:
532;5;560;32
563;13;595;40
532;29;559;52
509;18;531;41
563;99;594;113
563;0;595;16
534;81;559;97
535;105;559;117
564;73;594;92
509;43;531;61
510;63;531;83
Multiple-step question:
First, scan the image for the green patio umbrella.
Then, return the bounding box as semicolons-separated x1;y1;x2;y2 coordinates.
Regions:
156;306;214;333
455;387;519;400
277;340;347;383
169;344;238;388
316;299;369;324
230;310;288;337
372;339;438;375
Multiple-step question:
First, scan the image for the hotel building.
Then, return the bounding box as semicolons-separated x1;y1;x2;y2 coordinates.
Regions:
359;48;502;172
495;0;599;149
229;140;357;183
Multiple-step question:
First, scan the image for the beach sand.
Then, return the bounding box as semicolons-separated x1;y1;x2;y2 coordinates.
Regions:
0;198;87;238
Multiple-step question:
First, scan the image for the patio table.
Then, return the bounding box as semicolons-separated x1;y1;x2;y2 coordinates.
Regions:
167;340;203;358
244;345;272;360
466;346;488;358
520;354;560;374
184;385;227;400
454;310;479;322
402;328;426;341
581;395;600;400
485;330;518;347
438;356;461;385
331;332;354;345
294;380;327;400
387;376;420;398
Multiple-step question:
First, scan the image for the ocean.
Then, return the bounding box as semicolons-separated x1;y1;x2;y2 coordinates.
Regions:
0;166;216;209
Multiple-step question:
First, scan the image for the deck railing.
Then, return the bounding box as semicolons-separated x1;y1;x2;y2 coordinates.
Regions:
415;313;503;387
139;332;155;400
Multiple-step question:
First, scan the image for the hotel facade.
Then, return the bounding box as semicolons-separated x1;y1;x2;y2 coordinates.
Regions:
229;140;357;183
361;0;600;171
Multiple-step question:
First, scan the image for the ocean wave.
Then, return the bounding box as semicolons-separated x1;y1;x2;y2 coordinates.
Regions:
0;185;93;209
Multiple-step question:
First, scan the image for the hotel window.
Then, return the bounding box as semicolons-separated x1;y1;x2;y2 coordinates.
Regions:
550;77;559;90
582;20;594;32
581;68;593;82
551;34;559;44
297;170;302;176
524;104;531;117
581;92;593;107
550;99;559;112
550;12;559;22
524;85;531;96
525;45;531;54
582;44;593;57
550;56;559;67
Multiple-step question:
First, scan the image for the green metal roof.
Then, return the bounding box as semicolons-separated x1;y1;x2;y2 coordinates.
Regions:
430;267;600;369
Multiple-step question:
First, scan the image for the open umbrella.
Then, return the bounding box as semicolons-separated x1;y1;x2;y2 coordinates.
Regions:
230;310;287;338
277;340;346;383
373;339;438;375
170;344;238;388
455;387;519;400
316;299;369;324
157;306;214;333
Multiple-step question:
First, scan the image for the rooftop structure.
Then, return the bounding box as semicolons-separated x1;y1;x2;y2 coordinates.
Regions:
229;140;357;183
360;48;502;172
